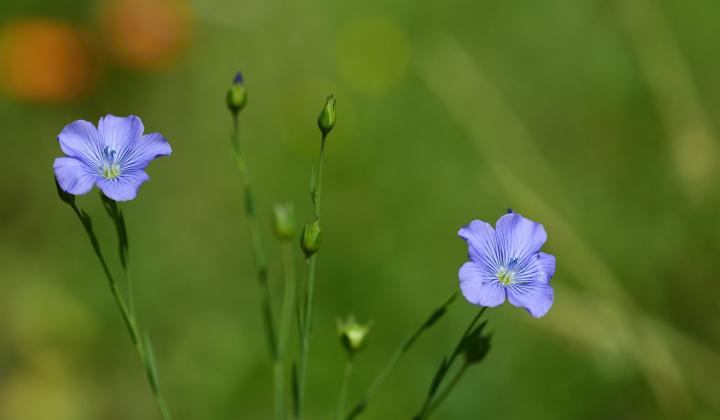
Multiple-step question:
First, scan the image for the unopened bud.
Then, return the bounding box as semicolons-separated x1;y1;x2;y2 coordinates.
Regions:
317;95;336;136
461;322;492;365
337;316;371;356
273;203;296;240
226;71;247;114
300;219;322;257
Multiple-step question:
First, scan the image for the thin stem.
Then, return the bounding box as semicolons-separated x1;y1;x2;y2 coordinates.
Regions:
345;293;458;420
231;113;280;418
423;364;468;419
314;134;327;218
276;241;296;420
296;255;316;418
279;242;296;356
335;358;354;420
296;133;328;419
414;307;486;419
70;205;171;420
450;307;486;361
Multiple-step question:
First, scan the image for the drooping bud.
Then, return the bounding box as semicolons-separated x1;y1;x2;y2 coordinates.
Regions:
317;94;336;136
226;71;247;114
300;219;322;257
461;321;492;365
337;316;371;356
273;202;296;240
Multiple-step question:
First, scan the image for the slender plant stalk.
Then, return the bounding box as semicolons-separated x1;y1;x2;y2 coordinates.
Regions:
414;307;486;419
296;133;328;418
344;293;458;420
275;241;297;419
231;113;281;418
421;363;469;419
101;197;135;317
335;357;354;420
314;134;327;219
67;203;171;420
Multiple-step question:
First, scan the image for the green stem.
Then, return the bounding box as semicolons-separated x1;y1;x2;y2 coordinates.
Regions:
70;205;171;420
276;241;296;420
296;255;316;418
414;307;486;420
231;113;280;417
314;134;327;218
345;293;458;420
296;133;328;419
335;357;354;420
422;364;468;419
279;243;296;356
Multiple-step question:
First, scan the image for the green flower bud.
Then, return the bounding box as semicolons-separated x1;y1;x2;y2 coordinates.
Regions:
226;72;247;114
337;316;371;356
300;219;322;257
461;321;492;365
272;203;296;240
317;94;336;136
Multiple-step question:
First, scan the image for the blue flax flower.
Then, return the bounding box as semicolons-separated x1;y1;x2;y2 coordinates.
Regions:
458;211;556;318
53;115;171;201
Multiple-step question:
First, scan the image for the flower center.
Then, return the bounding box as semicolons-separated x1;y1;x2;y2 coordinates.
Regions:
101;146;121;179
496;267;515;285
497;258;519;285
102;164;122;179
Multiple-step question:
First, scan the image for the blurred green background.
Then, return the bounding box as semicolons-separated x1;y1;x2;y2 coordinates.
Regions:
1;0;719;419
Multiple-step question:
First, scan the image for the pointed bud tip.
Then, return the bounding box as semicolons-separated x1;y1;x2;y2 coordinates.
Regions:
300;219;322;257
233;71;244;85
226;73;248;114
337;316;371;355
273;203;296;240
317;94;336;136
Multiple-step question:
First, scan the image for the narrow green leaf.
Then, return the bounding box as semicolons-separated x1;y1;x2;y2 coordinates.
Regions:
144;333;161;393
428;357;450;398
291;363;300;417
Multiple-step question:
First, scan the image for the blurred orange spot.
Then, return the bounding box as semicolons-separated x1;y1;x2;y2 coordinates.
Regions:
0;19;96;103
99;0;193;70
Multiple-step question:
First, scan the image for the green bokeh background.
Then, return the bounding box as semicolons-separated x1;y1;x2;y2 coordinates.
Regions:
1;0;719;419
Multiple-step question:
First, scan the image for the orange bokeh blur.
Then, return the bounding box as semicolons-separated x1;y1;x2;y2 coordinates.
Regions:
0;19;96;103
99;0;193;70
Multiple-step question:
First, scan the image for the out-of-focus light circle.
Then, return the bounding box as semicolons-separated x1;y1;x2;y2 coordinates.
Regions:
0;19;96;103
99;0;193;70
336;17;410;96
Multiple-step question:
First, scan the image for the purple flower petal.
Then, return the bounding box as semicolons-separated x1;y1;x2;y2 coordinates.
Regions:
459;262;506;307
537;252;556;282
507;282;554;318
54;157;99;195
97;170;150;201
458;220;499;267
495;212;547;262
98;114;144;155
57;120;103;167
123;133;172;172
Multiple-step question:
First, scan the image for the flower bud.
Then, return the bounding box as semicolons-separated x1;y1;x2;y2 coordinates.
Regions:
300;219;322;257
461;321;492;365
317;94;336;136
272;203;296;240
337;316;371;356
226;71;247;114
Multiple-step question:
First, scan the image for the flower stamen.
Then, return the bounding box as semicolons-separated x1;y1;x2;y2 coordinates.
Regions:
101;146;121;179
496;266;516;285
